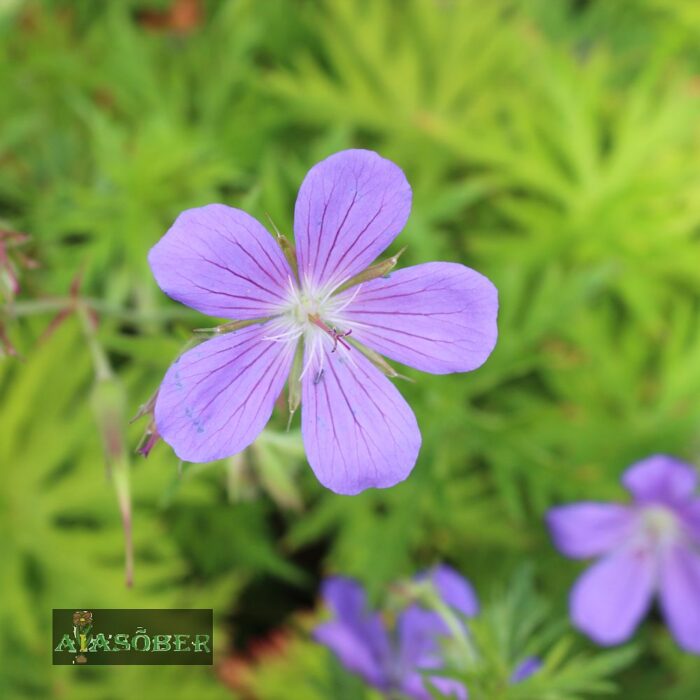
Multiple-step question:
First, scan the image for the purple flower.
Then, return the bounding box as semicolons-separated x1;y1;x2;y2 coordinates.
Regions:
314;565;478;699
547;455;700;653
148;150;498;494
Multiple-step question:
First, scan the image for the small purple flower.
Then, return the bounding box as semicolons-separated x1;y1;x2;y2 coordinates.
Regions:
314;565;478;699
149;149;498;494
547;455;700;653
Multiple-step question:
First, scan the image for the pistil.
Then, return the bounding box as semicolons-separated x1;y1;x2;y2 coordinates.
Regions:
308;313;353;352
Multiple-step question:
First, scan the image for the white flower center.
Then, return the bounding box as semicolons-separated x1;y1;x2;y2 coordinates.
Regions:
639;505;680;547
263;278;358;376
287;285;328;327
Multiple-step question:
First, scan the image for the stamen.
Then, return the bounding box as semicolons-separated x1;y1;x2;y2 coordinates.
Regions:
287;275;299;302
262;325;304;343
299;335;323;381
324;280;364;313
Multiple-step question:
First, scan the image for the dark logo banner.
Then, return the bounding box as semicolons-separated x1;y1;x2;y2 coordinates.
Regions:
52;609;213;665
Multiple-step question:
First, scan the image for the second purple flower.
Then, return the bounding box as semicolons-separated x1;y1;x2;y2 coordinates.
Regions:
149;149;498;494
547;455;700;653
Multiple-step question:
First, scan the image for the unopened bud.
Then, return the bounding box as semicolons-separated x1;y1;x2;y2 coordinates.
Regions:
137;425;161;457
91;377;128;467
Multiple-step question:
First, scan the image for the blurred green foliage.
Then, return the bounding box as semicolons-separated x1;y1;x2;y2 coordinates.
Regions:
2;0;700;698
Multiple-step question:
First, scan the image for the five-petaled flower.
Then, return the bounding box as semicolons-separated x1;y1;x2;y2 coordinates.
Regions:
314;565;478;699
314;565;540;699
547;455;700;653
149;149;498;494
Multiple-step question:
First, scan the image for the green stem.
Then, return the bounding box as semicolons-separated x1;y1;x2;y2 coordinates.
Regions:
113;459;134;588
417;583;477;666
78;302;134;587
77;303;111;381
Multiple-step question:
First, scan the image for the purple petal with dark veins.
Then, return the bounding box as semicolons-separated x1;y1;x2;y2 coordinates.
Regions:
570;546;655;645
546;503;635;559
336;262;498;374
294;149;412;291
659;544;700;654
300;342;421;495
149;204;293;320
155;323;295;462
622;455;698;506
314;577;392;690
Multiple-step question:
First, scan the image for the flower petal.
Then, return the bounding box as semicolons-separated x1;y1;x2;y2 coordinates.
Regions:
546;503;635;559
401;671;468;700
511;657;542;683
155;323;295;462
149;204;293;319
679;499;700;544
301;342;421;495
335;262;498;374
398;606;447;668
397;607;467;700
420;564;479;617
659;545;700;653
622;455;698;506
314;578;391;689
570;547;655;645
424;677;468;700
294;149;411;291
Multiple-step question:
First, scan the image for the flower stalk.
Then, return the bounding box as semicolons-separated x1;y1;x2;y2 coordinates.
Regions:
79;302;134;588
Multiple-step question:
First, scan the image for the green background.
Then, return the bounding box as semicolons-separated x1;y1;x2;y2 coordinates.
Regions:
1;0;700;698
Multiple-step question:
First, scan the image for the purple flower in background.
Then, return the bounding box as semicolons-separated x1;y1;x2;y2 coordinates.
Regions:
149;149;498;494
510;656;542;683
314;565;478;699
547;455;700;653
